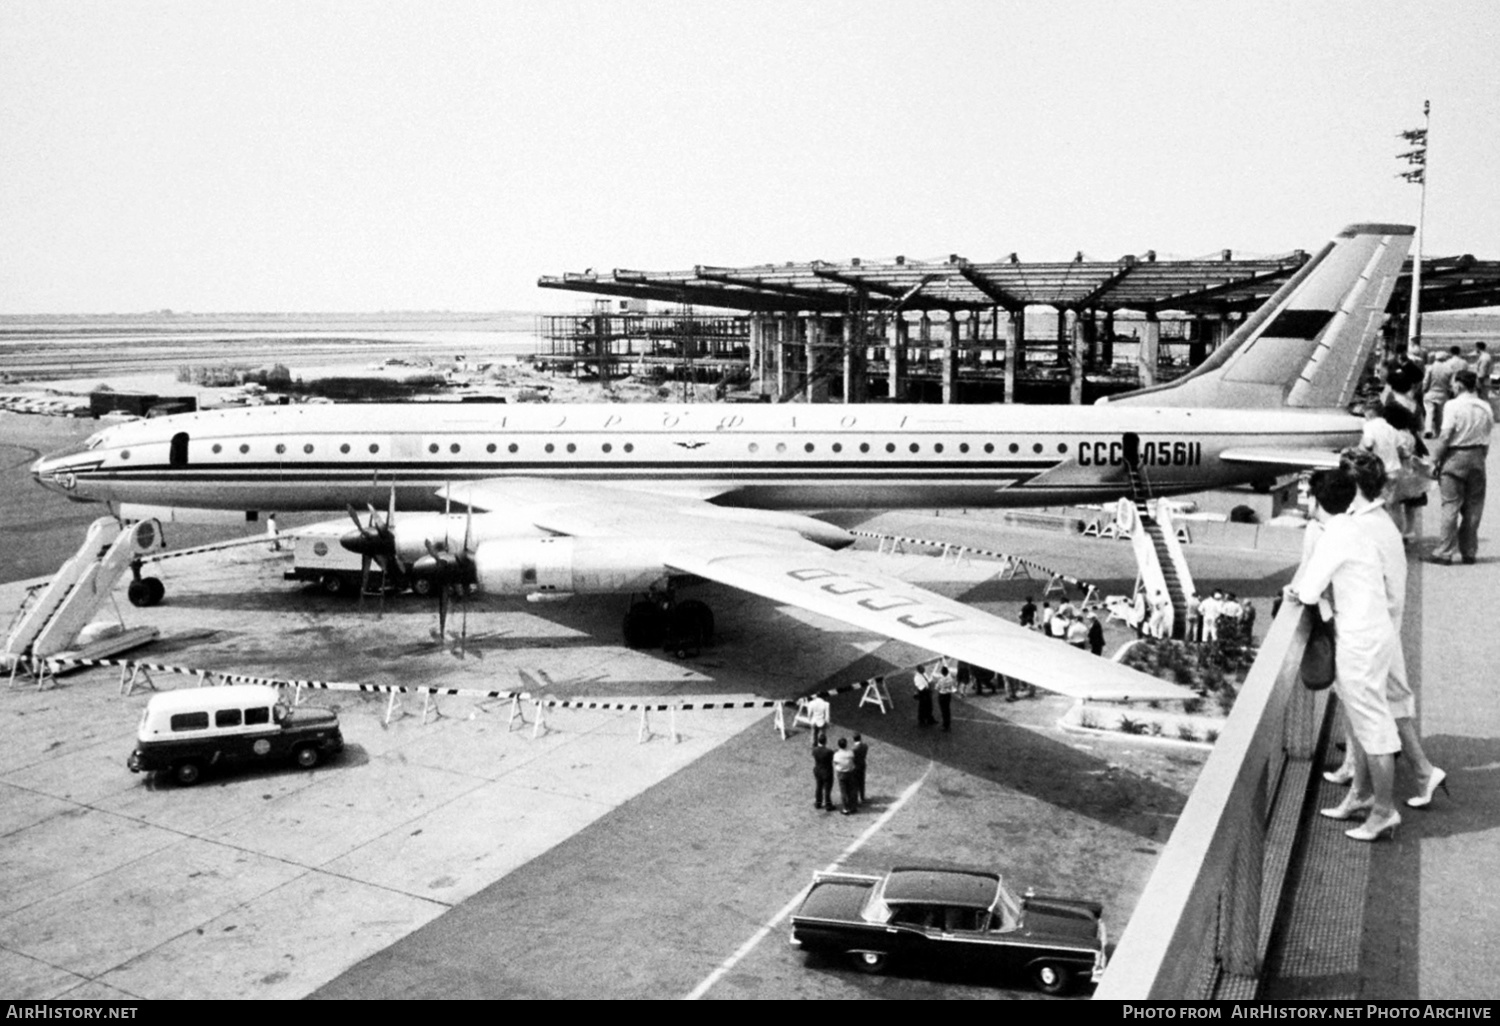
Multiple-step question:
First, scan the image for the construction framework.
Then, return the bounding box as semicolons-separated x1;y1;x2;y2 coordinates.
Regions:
538;250;1500;404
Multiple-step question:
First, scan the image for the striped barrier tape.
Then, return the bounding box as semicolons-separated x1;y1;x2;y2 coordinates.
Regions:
18;653;901;742
849;528;1094;593
142;532;303;564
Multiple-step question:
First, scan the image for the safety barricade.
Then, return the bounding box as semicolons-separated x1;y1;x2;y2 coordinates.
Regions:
18;653;845;745
849;528;1102;608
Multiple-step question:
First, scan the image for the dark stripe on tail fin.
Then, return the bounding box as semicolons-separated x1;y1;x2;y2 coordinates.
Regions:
1261;309;1335;341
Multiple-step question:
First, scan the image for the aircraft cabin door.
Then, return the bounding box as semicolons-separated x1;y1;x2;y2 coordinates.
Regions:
1121;432;1140;470
170;432;189;468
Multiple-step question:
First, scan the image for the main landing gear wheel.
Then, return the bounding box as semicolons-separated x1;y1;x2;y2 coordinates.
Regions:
850;950;889;974
667;599;714;658
1030;960;1072;995
623;601;665;649
128;576;165;607
674;599;714;645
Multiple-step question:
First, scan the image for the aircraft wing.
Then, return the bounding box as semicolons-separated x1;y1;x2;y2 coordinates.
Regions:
663;542;1194;703
444;478;1192;702
1217;446;1341;471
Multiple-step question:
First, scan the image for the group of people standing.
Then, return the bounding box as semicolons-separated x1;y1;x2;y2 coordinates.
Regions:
912;660;962;729
810;725;868;816
1292;447;1449;843
1021;596;1106;655
1189;590;1253;644
1378;345;1493;565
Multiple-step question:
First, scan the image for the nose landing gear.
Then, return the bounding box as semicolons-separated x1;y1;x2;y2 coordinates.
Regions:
126;559;165;607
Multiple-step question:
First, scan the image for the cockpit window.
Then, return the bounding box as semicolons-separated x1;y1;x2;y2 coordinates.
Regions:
84;432;107;450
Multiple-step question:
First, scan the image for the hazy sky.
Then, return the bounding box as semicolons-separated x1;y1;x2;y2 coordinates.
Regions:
2;1;1496;314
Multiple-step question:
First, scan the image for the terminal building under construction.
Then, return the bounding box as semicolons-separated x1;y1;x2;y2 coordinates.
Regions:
536;248;1500;405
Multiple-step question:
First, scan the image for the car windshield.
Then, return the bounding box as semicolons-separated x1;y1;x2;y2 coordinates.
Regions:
273;702;289;724
991;880;1022;931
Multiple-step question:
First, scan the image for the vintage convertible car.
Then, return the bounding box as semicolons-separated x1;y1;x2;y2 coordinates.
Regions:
789;865;1107;994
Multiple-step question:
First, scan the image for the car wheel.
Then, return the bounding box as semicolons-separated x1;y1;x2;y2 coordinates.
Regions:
173;761;202;786
850;950;889;974
411;577;433;597
1030;960;1072;995
294;745;320;769
321;574;344;596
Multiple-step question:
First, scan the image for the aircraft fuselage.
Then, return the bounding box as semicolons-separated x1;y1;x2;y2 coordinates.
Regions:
32;400;1359;513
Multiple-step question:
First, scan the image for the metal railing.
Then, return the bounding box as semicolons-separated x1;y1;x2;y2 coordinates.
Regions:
1094;601;1329;999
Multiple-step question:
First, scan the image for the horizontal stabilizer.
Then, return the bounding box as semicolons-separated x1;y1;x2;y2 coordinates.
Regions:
1217;447;1342;471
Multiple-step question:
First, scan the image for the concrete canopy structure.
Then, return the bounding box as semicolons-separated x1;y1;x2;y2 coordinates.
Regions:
540;252;1500;319
537;249;1499;405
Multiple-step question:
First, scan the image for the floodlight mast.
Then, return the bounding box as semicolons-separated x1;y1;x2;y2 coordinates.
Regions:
1400;100;1431;350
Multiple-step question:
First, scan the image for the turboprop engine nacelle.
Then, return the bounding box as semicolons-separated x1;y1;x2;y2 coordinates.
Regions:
473;537;667;597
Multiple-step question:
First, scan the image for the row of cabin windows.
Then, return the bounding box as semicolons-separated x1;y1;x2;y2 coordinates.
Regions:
140;435;1071;463
169;706;272;732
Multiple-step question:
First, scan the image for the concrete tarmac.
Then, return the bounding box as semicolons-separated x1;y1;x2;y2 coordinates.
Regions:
0;519;1242;999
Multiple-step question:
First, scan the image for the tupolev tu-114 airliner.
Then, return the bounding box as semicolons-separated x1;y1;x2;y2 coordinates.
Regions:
31;223;1413;702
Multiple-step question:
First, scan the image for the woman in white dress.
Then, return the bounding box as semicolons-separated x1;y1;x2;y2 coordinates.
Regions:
1293;467;1404;841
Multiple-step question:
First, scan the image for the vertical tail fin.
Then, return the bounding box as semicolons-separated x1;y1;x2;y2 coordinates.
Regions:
1109;223;1413;409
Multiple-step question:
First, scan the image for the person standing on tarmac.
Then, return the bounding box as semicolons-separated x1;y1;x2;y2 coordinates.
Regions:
804;692;830;747
913;663;936;726
1087;613;1106;656
812;736;834;811
833;738;857;815
851;733;869;806
935;664;958;731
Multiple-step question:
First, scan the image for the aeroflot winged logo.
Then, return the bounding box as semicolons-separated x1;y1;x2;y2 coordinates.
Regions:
786;567;962;629
674;440;709;449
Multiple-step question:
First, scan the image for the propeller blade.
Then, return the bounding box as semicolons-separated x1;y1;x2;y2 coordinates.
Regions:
346;503;367;535
459;590;469;656
437;586;449;639
386;485;405;575
373;554;389;618
359;554;371;610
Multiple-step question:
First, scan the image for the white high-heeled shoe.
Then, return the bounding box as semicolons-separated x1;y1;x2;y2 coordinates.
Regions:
1346;809;1400;842
1323;765;1355;786
1320;793;1374;820
1407;767;1450;809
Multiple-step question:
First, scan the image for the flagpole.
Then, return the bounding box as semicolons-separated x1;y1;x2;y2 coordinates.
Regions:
1405;100;1430;352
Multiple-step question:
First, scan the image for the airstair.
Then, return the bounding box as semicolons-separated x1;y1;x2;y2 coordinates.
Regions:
3;516;164;680
1119;465;1197;640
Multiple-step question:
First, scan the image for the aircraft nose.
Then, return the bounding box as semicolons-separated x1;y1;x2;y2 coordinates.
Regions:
30;448;89;499
31;452;60;489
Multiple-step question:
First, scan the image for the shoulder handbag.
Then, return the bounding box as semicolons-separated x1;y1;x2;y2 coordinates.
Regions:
1300;614;1337;691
